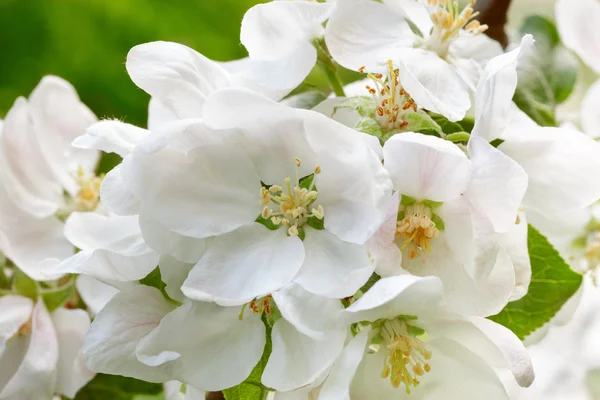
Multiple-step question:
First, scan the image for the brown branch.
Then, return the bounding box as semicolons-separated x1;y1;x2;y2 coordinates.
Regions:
474;0;514;48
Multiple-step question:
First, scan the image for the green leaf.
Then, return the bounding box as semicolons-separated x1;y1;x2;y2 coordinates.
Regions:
13;269;38;300
223;319;273;400
520;15;560;48
299;174;315;190
75;374;163;400
403;111;442;136
139;267;180;306
355;117;385;138
489;225;583;340
334;96;376;118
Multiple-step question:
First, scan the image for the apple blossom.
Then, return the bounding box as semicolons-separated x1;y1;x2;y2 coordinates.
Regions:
325;0;502;121
116;88;391;305
83;283;347;392
0;76;99;280
0;295;94;399
291;275;534;399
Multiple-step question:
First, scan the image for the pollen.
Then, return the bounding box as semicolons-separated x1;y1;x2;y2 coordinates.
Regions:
378;319;432;394
396;203;440;260
258;158;324;236
74;166;103;212
365;60;418;132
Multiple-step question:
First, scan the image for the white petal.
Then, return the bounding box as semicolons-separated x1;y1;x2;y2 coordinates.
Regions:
43;212;159;281
100;165;140;216
262;319;345;391
581;79;600;138
0;301;58;400
383;132;471;201
136;301;265;391
325;0;414;71
272;283;343;340
500;126;600;214
83;285;176;382
367;192;403;278
0;198;73;281
126;41;232;119
294;229;373;298
500;211;531;301
223;45;316;101
140;216;210;264
304;113;391;244
52;308;95;398
0;97;64;216
148;98;179;131
73;120;147;157
467;136;528;233
75;275;119;316
342;275;444;324
26;75;99;196
133;144;262;239
382;0;432;34
182;224;304;305
159;255;195;303
240;1;332;60
430;318;534;388
450;31;504;66
398;50;471;121
472;35;535;142
318;328;370;400
556;0;600;73
0;296;33;356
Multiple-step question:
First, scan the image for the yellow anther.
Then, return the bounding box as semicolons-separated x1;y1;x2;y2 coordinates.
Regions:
288;225;299;237
314;165;321;174
295;157;302;167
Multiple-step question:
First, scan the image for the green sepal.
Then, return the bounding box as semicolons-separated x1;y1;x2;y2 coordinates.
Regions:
299;174;315;190
490;138;505;148
74;374;163;400
431;214;445;231
407;325;426;337
400;195;417;206
355;117;385;138
306;216;325;230
428;112;464;134
423;199;443;209
297;227;306;241
42;277;76;312
13;269;38;300
139;267;181;306
444;132;471;143
403;111;443;136
282;90;328;110
255;215;280;231
334;96;376;118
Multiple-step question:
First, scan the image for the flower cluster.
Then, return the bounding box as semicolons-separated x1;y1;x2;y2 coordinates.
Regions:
2;0;600;399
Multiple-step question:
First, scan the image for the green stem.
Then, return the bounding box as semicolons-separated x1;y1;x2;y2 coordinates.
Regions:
313;39;346;97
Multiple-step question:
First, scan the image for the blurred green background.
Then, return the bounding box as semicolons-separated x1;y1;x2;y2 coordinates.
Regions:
0;0;265;126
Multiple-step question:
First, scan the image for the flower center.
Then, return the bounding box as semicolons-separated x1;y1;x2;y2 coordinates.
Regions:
361;60;418;132
377;318;432;394
259;158;324;237
396;203;440;260
74;166;103;212
422;0;488;59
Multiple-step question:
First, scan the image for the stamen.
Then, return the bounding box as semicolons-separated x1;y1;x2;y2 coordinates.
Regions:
396;203;440;260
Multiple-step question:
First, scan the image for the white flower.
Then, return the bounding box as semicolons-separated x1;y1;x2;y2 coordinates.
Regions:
119;88;391;304
0;295;95;399
163;381;205;400
127;41;316;130
240;0;334;92
581;79;600;139
39;120;167;285
368;132;528;316
471;35;600;232
325;0;502;121
0;76;99;280
313;275;534;399
556;0;600;74
83;283;347;392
